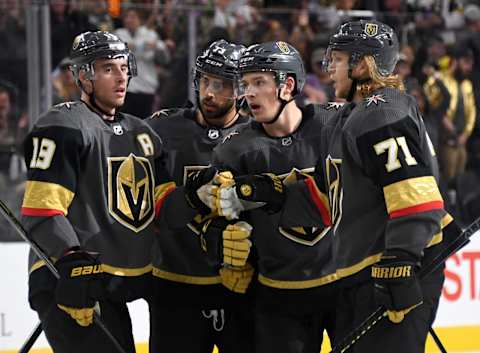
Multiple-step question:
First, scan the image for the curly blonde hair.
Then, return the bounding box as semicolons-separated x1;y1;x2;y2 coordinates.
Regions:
356;56;404;97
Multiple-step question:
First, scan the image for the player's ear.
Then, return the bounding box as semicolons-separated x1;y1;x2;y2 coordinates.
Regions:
280;76;295;100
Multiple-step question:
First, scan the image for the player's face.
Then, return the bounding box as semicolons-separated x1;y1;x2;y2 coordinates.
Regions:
92;57;129;112
198;73;235;121
239;72;281;122
327;50;352;99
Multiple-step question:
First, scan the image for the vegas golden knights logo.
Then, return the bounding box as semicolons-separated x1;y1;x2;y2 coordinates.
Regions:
276;41;291;54
278;168;330;246
108;154;155;232
326;155;343;231
364;23;378;37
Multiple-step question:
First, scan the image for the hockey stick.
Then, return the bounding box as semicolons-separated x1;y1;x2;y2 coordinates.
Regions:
0;199;128;353
18;323;42;353
330;216;480;353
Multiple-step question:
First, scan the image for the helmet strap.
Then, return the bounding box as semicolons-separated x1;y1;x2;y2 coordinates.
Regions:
263;88;294;125
80;80;116;119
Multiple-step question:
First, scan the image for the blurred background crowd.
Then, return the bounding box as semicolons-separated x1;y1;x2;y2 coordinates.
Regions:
1;0;480;241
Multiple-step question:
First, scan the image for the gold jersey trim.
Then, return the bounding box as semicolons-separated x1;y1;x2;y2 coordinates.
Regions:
336;253;383;279
101;263;152;276
152;267;222;285
383;176;443;215
22;180;74;215
29;261;152;277
426;213;454;248
155;182;176;203
258;272;338;289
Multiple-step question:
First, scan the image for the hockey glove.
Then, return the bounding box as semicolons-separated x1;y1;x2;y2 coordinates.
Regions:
216;173;285;219
185;167;218;215
234;174;285;214
220;263;254;294
55;250;104;327
223;221;252;267
371;251;423;324
198;217;230;267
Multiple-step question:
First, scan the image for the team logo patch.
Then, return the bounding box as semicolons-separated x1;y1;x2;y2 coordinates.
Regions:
208;128;220;140
112;124;124;135
108;154;155;232
325;102;344;111
222;130;239;144
239;184;253;197
364;23;379;37
365;94;387;107
276;41;291;54
281;137;292;146
326;155;343;232
279;226;330;246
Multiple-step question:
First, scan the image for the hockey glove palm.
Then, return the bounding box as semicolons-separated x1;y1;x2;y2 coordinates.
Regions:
371;251;423;324
220;263;254;294
55;251;104;327
223;221;252;267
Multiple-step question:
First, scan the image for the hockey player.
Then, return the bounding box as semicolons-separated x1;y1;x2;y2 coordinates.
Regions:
147;39;253;353
210;41;339;353
21;31;201;353
215;21;453;353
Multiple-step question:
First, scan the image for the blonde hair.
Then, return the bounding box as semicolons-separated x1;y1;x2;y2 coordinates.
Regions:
356;56;404;98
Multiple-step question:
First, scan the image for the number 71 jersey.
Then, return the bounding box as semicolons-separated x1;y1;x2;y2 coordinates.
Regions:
21;101;174;275
321;88;447;279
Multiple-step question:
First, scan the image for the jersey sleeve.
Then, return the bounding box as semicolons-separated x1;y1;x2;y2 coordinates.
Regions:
150;131;197;229
21;123;85;258
353;114;445;259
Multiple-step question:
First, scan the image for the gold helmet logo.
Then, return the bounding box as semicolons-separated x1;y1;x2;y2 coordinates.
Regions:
108;154;155;232
364;23;379;37
240;184;253;197
276;41;291;54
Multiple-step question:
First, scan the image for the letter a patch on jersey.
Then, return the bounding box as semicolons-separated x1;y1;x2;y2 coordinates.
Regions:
108;154;155;232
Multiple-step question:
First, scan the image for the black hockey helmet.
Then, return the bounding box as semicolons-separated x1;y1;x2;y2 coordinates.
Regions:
194;39;246;83
70;31;137;83
238;41;306;94
325;20;399;77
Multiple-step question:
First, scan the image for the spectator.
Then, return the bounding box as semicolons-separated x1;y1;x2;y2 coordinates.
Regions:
424;46;476;211
115;7;170;118
52;57;81;105
299;47;334;105
0;81;25;242
0;0;27;106
50;0;89;69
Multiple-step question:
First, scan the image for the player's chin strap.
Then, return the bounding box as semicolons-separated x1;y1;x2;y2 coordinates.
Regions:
263;89;295;125
87;81;117;119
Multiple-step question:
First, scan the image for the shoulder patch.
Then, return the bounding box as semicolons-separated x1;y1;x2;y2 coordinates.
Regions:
53;101;78;110
151;109;177;119
325;102;344;110
365;94;387;107
221;130;240;144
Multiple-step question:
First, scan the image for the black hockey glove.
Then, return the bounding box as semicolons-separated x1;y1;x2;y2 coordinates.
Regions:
371;250;423;324
234;173;285;214
198;217;230;267
55;250;104;327
184;166;218;215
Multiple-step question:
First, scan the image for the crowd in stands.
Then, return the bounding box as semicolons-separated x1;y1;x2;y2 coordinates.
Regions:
1;0;480;240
